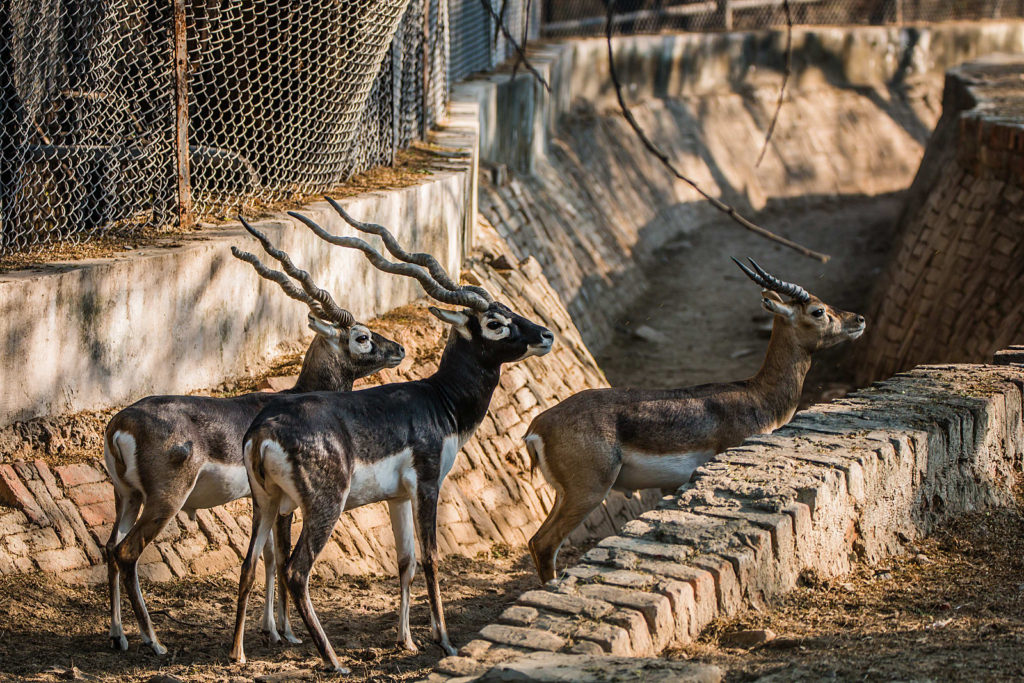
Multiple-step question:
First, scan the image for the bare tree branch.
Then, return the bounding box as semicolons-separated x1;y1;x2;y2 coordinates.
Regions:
509;0;534;82
755;0;793;167
480;0;550;91
604;0;829;263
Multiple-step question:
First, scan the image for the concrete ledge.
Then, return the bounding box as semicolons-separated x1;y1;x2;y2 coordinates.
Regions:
455;22;1024;175
436;360;1023;677
0;118;477;428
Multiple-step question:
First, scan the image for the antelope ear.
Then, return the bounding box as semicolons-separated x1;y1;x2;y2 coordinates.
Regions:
308;314;342;340
429;306;472;340
761;293;797;320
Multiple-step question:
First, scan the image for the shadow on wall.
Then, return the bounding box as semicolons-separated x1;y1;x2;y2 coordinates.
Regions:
481;70;937;357
852;58;1024;385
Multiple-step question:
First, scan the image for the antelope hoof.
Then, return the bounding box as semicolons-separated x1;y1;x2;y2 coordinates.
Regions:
325;665;351;676
438;641;457;657
283;632;302;645
111;635;128;651
147;640;168;656
264;628;282;645
399;638;418;653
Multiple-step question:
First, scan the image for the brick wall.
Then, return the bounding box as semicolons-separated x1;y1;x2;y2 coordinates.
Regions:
854;57;1024;384
430;360;1024;679
0;217;659;583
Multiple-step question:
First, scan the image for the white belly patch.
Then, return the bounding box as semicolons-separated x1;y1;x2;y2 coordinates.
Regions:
612;449;715;494
183;461;251;511
346;448;415;510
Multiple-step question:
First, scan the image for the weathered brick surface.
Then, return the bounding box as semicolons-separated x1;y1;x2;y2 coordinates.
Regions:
854;59;1024;384
450;362;1024;674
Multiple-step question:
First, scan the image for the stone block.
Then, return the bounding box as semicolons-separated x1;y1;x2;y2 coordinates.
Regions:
66;481;113;507
34;546;89;573
576;583;674;652
471;653;723;683
499;605;538;627
0;464;47;526
54;463;106;488
79;501;116;527
517;590;612;619
573;620;632;656
605;607;653;656
192;546;240;577
479;624;565;652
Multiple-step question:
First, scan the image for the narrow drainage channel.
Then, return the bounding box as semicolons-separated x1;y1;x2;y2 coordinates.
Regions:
597;192;905;404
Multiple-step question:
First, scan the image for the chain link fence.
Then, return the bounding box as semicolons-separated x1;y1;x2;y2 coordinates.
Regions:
543;0;1024;36
0;0;539;255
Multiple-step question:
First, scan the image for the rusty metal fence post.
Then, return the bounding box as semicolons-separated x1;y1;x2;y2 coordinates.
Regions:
172;0;192;230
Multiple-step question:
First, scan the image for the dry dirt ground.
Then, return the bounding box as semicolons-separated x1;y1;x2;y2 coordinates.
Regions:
667;502;1024;682
0;544;588;682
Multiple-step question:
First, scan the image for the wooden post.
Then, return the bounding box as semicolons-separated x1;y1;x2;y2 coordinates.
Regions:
0;0;23;250
422;0;431;138
172;0;192;229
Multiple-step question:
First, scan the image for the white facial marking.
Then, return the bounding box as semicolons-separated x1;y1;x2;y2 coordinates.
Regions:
612;449;716;494
346;448;415;510
183;461;252;511
348;324;373;357
479;311;511;341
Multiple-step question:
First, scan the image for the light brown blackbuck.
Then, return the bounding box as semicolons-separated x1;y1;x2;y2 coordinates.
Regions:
525;258;866;582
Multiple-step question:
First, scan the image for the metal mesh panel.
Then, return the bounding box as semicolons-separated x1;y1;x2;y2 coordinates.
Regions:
1;0;175;252
185;1;410;217
544;0;1024;35
1;0;538;256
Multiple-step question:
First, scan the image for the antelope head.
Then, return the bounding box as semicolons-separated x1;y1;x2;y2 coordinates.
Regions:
733;257;866;352
232;219;405;381
288;199;554;365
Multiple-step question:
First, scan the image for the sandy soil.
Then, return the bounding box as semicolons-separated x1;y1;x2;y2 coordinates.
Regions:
0;544;589;682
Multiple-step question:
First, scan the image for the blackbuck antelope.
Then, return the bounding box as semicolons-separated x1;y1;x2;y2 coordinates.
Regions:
102;219;404;655
525;259;866;582
230;200;554;669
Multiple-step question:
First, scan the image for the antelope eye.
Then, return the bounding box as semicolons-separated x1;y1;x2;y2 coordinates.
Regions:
356;335;369;344
486;321;504;331
811;309;825;318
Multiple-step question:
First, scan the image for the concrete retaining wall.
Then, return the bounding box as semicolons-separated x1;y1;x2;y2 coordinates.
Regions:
0;217;666;581
854;57;1024;383
462;22;1024;352
0;125;476;429
432;360;1024;680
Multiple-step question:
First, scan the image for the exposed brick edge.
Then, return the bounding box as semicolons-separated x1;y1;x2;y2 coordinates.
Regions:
433;361;1024;677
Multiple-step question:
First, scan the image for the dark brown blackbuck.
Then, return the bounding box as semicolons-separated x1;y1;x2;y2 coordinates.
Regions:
525;259;866;583
103;219;404;655
230;200;554;671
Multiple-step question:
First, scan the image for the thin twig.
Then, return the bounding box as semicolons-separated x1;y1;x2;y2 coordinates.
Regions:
755;0;792;167
509;0;533;83
493;0;509;43
604;0;828;263
479;0;550;91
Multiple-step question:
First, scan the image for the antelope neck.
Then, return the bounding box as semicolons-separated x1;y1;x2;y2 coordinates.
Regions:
289;338;356;394
749;319;812;424
425;331;502;438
